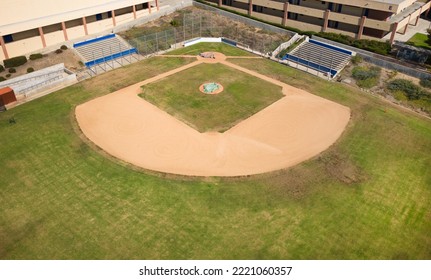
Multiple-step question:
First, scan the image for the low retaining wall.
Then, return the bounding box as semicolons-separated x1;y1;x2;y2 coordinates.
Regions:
184;37;222;47
272;34;303;58
0;63;76;96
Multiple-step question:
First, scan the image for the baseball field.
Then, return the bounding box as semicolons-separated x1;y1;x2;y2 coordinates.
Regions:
0;43;430;259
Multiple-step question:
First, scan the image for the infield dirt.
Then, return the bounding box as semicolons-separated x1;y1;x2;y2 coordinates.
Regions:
76;53;350;176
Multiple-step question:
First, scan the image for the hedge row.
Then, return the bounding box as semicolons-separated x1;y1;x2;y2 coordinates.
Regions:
29;53;43;60
3;56;27;68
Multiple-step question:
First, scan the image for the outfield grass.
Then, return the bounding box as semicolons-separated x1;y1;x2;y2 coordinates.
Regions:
140;63;283;132
167;42;255;56
407;33;431;50
0;43;430;259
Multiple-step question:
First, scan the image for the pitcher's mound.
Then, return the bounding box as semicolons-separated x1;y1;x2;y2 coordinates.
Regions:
199;82;224;95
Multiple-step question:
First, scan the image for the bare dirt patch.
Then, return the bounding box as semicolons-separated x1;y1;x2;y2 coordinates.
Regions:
2;49;85;80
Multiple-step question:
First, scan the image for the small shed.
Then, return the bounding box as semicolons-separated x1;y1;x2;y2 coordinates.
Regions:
0;87;17;107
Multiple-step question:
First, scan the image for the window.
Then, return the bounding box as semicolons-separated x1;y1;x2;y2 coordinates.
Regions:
253;5;263;13
3;34;13;43
96;13;102;21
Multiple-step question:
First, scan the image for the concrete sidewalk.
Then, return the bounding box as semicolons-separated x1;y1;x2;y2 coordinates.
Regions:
383;18;431;42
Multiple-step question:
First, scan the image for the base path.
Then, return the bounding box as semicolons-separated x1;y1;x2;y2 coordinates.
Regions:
76;53;350;176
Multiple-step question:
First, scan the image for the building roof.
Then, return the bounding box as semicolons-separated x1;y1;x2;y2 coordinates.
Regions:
372;0;406;4
0;87;14;96
389;1;425;23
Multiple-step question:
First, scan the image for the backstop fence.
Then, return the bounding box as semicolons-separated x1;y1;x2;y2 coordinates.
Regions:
126;10;290;56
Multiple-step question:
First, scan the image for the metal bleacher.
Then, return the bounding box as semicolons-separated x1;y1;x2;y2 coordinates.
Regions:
73;34;139;74
282;38;353;78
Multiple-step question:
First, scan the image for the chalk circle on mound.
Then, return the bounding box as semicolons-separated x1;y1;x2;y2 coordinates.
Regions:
199;82;224;95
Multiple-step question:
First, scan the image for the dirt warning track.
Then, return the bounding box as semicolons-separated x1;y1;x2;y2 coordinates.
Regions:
75;53;350;176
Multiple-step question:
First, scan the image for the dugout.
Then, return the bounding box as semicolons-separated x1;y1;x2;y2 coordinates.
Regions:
0;87;17;107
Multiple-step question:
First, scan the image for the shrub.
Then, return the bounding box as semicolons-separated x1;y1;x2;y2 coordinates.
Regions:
387;79;424;100
352;66;381;88
353;39;392;55
388;70;398;79
351;55;363;64
352;66;380;80
55;49;63;54
170;20;179;27
0;64;4;72
3;56;27;68
419;77;431;89
8;68;16;73
29;53;43;60
0;76;6;82
27;67;34;73
316;32;392;55
60;45;68;50
6;74;11;78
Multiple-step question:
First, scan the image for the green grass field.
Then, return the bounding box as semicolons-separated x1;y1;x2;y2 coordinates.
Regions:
0;44;430;259
167;42;255;56
407;33;431;50
140;63;283;132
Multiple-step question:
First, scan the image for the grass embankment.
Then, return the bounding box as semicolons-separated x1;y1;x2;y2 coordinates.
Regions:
140;63;283;132
407;33;431;50
0;44;430;259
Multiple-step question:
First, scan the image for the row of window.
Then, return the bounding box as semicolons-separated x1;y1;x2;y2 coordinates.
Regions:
1;3;150;44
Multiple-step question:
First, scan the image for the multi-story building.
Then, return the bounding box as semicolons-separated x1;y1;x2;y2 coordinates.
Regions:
206;0;431;43
0;0;161;61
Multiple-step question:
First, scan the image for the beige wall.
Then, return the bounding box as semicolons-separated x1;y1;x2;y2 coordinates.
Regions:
86;18;115;34
44;30;66;46
0;0;149;36
67;26;86;41
300;0;328;10
396;0;417;14
6;36;44;57
0;50;5;61
324;0;402;12
341;5;364;17
252;0;284;10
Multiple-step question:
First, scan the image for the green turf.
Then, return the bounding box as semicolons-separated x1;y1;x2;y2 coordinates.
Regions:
140;63;283;132
167;42;255;56
407;33;431;50
0;43;430;260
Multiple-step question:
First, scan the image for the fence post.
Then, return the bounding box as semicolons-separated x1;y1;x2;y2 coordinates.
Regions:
183;13;186;42
156;32;159;53
165;30;168;50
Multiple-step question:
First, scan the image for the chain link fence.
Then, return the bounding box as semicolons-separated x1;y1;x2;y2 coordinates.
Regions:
126;10;290;56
